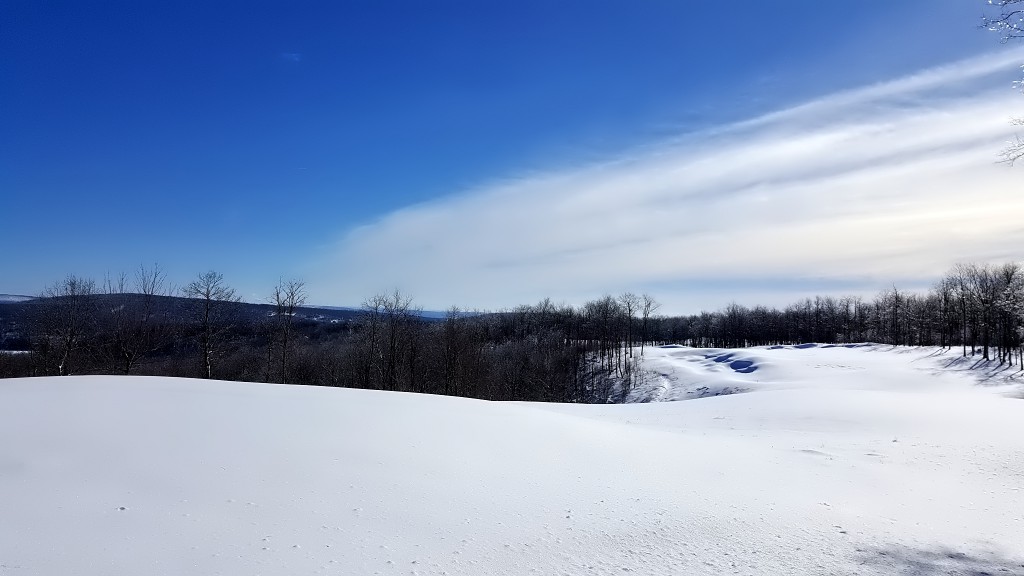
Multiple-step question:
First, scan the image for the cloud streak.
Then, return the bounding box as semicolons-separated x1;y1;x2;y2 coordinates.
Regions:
307;49;1024;313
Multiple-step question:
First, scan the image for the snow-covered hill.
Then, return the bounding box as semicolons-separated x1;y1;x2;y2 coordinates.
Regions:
2;345;1023;575
0;294;34;303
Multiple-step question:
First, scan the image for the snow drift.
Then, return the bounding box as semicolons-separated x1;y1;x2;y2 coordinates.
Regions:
1;345;1023;575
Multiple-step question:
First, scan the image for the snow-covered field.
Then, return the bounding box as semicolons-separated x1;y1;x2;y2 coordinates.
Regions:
2;345;1023;575
623;343;1024;402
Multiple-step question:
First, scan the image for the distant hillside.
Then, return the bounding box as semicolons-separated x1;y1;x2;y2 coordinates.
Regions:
0;294;35;303
2;293;364;318
307;304;468;320
0;294;368;352
0;294;446;322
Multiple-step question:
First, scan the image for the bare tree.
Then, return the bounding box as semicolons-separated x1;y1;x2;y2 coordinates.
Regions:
104;264;173;374
35;275;97;375
618;292;640;358
994;262;1023;364
997;263;1024;366
382;289;414;391
357;293;387;389
983;0;1024;164
639;294;660;356
441;306;465;396
933;277;956;350
354;290;415;391
183;271;240;379
270;278;307;384
952;263;975;357
967;264;1000;360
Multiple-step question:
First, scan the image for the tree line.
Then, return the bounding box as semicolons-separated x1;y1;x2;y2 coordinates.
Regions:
1;261;1022;400
0;267;654;402
666;262;1024;366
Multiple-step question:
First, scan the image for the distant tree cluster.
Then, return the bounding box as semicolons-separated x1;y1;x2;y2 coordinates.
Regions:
0;270;657;402
1;262;1022;400
655;263;1024;366
251;291;656;403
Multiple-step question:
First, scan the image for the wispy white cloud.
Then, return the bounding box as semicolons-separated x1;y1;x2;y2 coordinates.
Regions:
306;49;1024;314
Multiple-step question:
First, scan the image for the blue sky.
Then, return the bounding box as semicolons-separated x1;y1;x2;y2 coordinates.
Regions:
2;1;1021;312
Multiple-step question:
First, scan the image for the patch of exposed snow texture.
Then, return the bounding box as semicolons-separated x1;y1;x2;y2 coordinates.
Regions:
2;344;1024;575
622;343;1024;402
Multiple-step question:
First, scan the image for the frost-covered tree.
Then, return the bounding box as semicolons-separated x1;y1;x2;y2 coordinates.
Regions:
983;0;1024;163
995;263;1024;364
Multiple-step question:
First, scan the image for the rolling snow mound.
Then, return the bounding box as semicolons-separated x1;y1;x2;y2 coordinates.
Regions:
2;344;1023;575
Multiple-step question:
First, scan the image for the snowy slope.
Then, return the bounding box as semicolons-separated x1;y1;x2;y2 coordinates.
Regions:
0;294;33;302
2;346;1024;575
623;343;1024;402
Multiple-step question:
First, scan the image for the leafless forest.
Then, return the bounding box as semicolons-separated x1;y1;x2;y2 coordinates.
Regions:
2;262;1022;402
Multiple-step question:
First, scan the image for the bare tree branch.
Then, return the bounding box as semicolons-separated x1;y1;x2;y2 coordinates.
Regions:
983;1;1024;163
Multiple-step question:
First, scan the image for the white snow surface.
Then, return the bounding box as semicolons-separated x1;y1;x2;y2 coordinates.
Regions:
2;344;1024;575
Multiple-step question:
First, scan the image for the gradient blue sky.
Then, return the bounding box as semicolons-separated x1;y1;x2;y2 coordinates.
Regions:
2;1;1021;312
